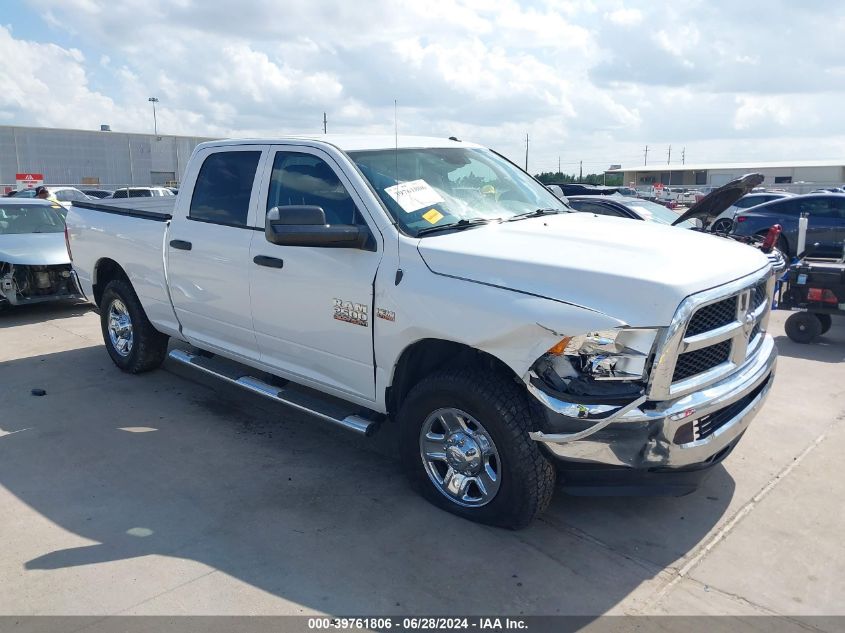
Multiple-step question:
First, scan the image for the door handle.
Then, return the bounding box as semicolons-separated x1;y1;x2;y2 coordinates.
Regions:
253;255;284;269
170;239;192;251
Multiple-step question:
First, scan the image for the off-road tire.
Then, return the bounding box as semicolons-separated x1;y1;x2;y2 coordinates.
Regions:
785;311;822;344
399;367;556;529
816;313;832;334
100;279;169;372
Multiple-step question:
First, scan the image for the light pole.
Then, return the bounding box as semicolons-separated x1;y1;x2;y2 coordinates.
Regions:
148;97;159;137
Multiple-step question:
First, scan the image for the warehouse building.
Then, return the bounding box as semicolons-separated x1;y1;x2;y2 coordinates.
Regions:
0;125;215;191
607;160;845;193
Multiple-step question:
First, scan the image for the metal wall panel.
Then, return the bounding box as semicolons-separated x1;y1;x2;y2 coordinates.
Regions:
0;125;215;187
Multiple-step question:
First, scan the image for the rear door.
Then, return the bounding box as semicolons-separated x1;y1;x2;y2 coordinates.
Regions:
248;145;383;401
167;145;269;361
799;197;845;257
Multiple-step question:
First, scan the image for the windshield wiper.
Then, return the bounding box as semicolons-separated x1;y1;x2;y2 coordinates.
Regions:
504;208;565;222
416;218;494;237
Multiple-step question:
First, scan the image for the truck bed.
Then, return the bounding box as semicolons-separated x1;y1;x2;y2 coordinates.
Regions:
67;197;180;335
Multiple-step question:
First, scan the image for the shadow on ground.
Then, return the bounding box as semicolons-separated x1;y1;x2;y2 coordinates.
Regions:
0;301;93;328
0;340;736;615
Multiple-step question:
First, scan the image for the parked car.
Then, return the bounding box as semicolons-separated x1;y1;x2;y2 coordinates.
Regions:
43;187;93;216
6;188;38;198
694;185;716;203
110;186;175;198
81;189;114;199
710;191;796;233
67;135;777;528
731;193;845;258
0;199;84;310
567;195;698;228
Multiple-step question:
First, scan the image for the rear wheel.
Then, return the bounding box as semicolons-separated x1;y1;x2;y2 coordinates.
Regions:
785;312;822;344
100;279;169;372
399;367;556;529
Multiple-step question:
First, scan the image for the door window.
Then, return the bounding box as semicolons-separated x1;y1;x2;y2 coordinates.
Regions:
190;151;262;226
266;152;360;225
796;197;840;219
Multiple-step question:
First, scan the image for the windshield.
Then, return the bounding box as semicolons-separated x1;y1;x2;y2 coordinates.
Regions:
0;203;65;235
621;198;697;228
349;147;569;236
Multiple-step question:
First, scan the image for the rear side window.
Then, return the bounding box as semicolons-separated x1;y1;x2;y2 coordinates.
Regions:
190;151;261;226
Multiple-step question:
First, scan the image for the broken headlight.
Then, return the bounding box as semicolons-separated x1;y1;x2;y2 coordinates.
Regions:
535;328;659;399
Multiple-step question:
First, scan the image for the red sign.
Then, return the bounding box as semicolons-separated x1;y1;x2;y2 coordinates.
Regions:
653;182;664;190
15;173;44;189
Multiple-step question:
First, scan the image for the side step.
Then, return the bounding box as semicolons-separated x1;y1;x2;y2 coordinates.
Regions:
168;349;380;437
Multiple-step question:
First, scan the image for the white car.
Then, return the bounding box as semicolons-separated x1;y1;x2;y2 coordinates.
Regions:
48;187;93;215
709;191;796;233
110;187;175;198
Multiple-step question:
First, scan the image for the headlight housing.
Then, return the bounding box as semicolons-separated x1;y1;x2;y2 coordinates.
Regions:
533;328;660;399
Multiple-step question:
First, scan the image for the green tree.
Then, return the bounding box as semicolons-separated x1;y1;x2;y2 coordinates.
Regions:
534;171;622;186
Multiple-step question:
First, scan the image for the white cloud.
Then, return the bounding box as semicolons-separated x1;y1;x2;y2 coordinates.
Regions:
606;8;642;26
2;0;845;171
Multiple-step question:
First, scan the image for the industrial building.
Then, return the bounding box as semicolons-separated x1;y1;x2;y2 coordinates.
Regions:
0;125;215;191
607;160;845;192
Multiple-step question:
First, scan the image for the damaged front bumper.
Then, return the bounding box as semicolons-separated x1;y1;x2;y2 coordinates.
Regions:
0;263;85;307
526;333;777;485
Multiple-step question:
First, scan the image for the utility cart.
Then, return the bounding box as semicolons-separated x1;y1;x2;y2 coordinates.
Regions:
779;257;845;343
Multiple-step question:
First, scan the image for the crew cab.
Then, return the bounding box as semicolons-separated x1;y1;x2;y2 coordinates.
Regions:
67;136;778;528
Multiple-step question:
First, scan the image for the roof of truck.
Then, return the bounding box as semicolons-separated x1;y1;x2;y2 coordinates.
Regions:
195;135;483;153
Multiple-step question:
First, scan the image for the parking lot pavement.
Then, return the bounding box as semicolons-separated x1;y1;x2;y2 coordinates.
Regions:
0;303;843;617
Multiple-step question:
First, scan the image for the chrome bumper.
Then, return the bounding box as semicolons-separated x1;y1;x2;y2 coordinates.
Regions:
528;334;777;469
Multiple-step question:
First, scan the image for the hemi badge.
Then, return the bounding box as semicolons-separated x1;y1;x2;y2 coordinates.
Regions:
670;408;696;422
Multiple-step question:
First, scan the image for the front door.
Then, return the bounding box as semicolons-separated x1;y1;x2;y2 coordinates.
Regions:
167;146;267;361
248;147;383;401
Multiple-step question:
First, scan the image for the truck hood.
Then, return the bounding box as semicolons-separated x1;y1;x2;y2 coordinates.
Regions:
417;212;771;326
0;233;70;266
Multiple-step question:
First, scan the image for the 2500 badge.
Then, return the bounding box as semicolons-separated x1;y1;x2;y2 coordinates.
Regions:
333;298;368;327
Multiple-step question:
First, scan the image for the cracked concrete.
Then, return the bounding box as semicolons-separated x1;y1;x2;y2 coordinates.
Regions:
0;302;843;616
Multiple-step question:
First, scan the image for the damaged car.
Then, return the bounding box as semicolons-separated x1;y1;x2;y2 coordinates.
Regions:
0;199;84;311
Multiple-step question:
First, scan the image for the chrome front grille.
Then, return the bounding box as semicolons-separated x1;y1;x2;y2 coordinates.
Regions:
673;339;732;382
649;268;775;400
685;296;738;336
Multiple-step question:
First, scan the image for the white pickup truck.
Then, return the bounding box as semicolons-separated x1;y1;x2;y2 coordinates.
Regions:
67;136;777;528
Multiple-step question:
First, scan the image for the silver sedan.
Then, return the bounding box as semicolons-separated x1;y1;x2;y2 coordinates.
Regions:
0;199;85;310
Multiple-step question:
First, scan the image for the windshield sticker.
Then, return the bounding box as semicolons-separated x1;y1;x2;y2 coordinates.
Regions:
385;179;444;213
422;209;444;224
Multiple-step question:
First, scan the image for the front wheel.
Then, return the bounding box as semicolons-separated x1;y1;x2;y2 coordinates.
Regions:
711;218;734;233
100;279;169;372
399;368;556;529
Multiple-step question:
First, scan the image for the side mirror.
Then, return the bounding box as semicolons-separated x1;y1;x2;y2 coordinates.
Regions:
546;184;565;200
265;205;371;250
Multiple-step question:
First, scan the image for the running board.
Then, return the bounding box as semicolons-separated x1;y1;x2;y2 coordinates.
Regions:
167;349;379;436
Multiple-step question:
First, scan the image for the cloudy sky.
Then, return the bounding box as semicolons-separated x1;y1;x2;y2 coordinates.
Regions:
1;0;843;173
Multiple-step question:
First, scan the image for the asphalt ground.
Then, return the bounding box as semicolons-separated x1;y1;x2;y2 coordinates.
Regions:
0;303;843;618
